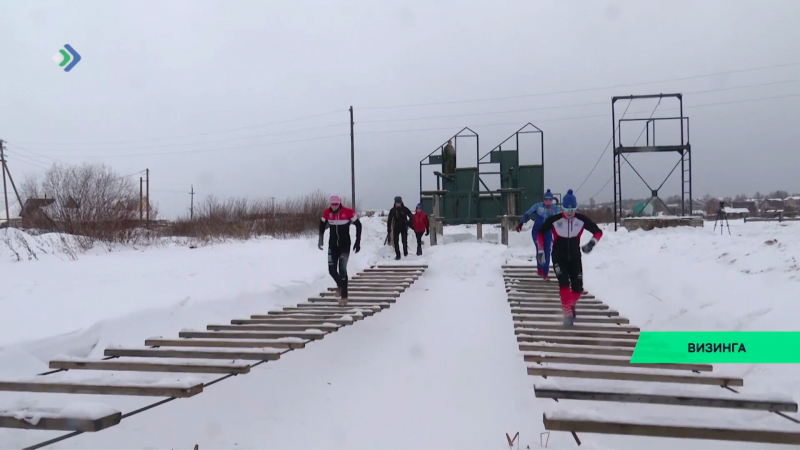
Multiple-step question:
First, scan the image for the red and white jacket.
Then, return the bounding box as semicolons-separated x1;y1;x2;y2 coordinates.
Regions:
319;206;362;252
536;212;602;261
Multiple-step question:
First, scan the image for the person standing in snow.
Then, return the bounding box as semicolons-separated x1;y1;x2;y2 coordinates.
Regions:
319;194;362;306
536;189;602;327
411;203;430;256
387;196;413;260
516;189;560;279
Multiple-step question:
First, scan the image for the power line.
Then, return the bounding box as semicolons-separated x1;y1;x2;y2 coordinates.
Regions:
574;99;632;194
356;91;800;137
13;122;350;152
9;110;344;146
358;61;800;110
358;77;800;124
17;133;351;159
586;100;663;203
5;91;800;160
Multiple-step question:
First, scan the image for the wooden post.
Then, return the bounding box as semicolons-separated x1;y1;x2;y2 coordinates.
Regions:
139;177;143;221
477;222;482;240
501;216;509;245
430;193;440;246
145;168;150;226
349;106;356;212
190;185;195;220
0;141;9;223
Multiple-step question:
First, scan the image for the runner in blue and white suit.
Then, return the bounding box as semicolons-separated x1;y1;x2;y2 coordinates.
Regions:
516;189;559;279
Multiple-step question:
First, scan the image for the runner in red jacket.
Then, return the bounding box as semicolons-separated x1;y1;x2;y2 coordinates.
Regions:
319;194;362;305
411;203;430;256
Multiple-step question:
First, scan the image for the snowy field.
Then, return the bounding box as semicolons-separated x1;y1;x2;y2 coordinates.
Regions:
0;217;799;449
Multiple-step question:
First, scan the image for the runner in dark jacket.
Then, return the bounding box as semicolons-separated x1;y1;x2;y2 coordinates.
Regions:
387;196;413;260
536;189;602;327
319;194;362;305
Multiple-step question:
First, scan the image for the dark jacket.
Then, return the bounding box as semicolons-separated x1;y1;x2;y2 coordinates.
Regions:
537;212;602;261
387;204;413;233
319;205;362;252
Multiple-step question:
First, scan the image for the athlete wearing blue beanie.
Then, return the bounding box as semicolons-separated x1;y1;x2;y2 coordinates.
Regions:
535;189;603;327
516;189;559;279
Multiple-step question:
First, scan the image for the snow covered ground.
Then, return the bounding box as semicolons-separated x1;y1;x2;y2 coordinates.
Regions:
0;217;799;449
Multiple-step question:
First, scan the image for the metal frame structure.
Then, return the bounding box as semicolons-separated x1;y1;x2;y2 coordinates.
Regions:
612;93;691;231
418;127;478;194
419;123;544;224
478;122;544;203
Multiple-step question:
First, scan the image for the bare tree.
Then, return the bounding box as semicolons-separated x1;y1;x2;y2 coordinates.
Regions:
19;162;152;246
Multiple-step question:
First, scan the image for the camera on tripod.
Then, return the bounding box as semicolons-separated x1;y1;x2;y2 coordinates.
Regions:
714;200;730;235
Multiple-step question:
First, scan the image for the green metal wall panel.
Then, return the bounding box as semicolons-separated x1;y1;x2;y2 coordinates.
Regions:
518;165;544;214
421;197;433;215
479;195;502;219
455;169;478;220
498;151;519;189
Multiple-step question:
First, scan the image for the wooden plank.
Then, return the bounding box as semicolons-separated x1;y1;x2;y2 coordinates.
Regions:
280;305;381;311
517;334;638;347
208;323;340;332
290;301;392;317
145;337;306;350
535;382;796;411
256;308;368;323
514;315;630;325
508;293;598;300
241;317;354;326
508;292;597;300
178;329;326;341
514;328;639;340
308;297;395;304
319;291;398;298
0;405;122;432
249;312;366;320
270;309;373;317
510;301;607;309
528;364;744;386
363;268;422;273
327;286;402;293
0;379;203;398
516;322;639;333
355;272;419;277
512;308;619;317
520;343;634;357
375;264;428;268
524;353;711;372
543;411;800;445
49;357;251;374
105;346;282;361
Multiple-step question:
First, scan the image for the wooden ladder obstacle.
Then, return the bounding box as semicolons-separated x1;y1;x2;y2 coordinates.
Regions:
2;262;427;440
502;262;800;446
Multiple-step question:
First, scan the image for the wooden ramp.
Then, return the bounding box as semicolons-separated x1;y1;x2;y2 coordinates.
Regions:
502;262;800;447
6;262;427;439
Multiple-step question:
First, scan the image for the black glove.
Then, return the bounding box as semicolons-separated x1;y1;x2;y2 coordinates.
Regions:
425;230;430;236
536;251;545;266
318;237;324;250
582;239;596;254
515;223;523;232
354;240;361;253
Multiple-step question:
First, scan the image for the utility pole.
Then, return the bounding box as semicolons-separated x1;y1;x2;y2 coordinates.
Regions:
349;106;355;212
139;176;143;221
190;185;195;220
0;140;9;223
145;168;150;226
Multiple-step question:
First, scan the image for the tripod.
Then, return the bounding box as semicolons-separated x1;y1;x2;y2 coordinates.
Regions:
713;201;731;235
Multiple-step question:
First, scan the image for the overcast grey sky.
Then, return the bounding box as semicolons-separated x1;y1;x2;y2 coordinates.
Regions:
2;0;799;218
